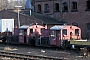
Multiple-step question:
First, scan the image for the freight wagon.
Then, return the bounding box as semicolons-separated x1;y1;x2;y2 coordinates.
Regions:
0;19;14;42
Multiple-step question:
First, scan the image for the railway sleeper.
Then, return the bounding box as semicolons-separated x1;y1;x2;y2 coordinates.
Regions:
0;53;66;60
0;53;39;60
0;50;66;60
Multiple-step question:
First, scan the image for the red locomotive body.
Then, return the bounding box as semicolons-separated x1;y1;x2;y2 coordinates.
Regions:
8;24;81;48
49;25;81;47
11;25;46;45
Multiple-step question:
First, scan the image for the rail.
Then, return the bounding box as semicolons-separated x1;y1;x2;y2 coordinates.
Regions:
0;50;66;60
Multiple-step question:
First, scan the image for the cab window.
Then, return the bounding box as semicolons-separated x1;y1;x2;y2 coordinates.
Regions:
75;29;79;35
19;30;23;35
62;29;67;35
50;30;56;37
30;29;33;34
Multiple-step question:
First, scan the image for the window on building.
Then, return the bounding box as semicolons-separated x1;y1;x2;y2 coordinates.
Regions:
72;22;78;26
30;29;33;34
63;2;68;12
44;4;49;13
55;3;59;11
37;4;41;13
86;0;90;10
75;29;79;35
62;29;67;35
71;2;78;12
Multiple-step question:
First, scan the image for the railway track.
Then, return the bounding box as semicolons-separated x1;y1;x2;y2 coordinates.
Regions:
0;43;90;60
0;50;66;60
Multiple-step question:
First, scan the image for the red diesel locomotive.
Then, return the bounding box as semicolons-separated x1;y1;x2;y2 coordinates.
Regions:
7;24;81;48
0;24;81;48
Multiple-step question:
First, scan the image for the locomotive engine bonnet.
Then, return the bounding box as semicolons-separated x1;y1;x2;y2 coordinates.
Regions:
50;25;81;46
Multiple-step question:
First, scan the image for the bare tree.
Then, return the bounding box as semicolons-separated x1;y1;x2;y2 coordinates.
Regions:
0;0;27;10
0;0;8;10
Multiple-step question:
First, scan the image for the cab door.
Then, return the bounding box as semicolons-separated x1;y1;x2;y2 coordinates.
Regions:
56;30;61;46
19;29;27;43
23;29;27;43
19;30;24;43
50;30;56;45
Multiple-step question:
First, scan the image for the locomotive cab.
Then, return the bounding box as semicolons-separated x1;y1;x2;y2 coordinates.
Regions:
18;25;29;44
50;30;61;46
50;25;81;48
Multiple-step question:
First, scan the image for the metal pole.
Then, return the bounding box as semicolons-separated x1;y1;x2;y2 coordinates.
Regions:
18;7;20;28
15;6;22;28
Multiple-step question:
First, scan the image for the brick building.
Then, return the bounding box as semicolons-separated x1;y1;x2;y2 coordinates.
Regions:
33;0;90;39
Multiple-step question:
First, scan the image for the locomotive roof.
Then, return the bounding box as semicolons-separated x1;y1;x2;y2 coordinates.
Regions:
50;25;66;30
19;25;29;29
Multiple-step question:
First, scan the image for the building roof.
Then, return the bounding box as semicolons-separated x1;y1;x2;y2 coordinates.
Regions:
31;12;65;24
23;11;65;25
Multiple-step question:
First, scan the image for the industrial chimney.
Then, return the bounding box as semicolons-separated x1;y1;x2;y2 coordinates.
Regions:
25;0;32;15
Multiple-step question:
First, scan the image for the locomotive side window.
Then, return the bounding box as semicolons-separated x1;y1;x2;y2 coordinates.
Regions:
50;31;56;37
75;29;79;35
19;30;23;35
56;30;60;37
62;29;67;35
30;29;33;34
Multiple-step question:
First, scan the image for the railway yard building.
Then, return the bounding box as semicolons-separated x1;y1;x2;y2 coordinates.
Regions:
33;0;90;39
